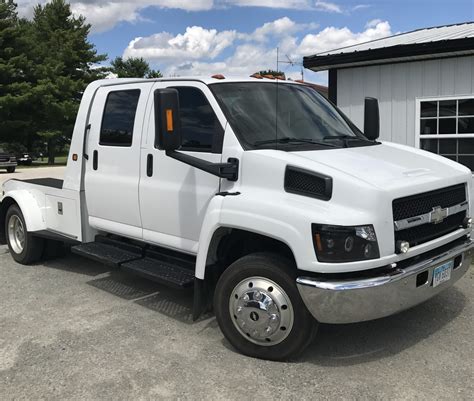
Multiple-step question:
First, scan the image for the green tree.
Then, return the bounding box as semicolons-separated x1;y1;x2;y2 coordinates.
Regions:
0;0;107;163
110;56;162;78
258;70;286;79
0;0;36;145
28;0;107;163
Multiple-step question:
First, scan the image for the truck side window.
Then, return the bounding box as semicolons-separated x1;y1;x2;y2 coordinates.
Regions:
100;90;140;147
172;87;223;153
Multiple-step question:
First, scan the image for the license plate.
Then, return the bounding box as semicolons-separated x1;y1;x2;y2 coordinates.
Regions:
433;260;454;287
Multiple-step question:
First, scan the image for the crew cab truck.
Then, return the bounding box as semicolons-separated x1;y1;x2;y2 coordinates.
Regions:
1;77;472;361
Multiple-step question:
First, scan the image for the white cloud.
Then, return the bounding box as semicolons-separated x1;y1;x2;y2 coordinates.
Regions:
124;17;316;64
124;26;237;61
72;3;143;33
226;0;310;8
16;0;215;33
314;1;342;13
297;20;391;55
126;19;392;85
365;18;383;28
244;17;318;42
16;1;349;33
353;4;371;11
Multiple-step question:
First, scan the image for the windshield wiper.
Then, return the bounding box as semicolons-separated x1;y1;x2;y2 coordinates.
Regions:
323;134;370;141
255;137;338;148
323;134;371;148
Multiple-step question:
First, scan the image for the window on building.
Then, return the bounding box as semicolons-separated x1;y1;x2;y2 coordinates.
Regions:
419;97;474;171
170;87;223;152
100;90;140;147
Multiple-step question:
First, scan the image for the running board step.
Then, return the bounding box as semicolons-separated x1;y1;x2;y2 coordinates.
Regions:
71;242;141;267
121;258;195;289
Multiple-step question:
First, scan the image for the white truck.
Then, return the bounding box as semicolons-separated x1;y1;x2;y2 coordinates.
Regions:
1;77;472;360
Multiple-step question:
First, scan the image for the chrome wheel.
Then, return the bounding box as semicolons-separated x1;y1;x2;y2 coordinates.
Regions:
229;276;294;346
8;214;25;255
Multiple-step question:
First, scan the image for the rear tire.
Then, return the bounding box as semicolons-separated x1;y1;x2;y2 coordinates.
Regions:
214;252;318;361
5;204;44;264
6;167;15;173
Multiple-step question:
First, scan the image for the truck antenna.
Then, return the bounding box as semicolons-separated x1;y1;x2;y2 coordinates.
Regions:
279;54;304;81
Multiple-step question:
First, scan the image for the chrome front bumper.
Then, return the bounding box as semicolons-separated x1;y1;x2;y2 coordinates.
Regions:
0;162;17;167
297;238;473;324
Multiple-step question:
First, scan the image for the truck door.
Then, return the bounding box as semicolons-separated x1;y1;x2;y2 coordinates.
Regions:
84;83;152;239
139;82;225;253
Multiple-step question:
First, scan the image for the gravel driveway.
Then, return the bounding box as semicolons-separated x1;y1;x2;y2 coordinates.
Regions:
0;167;472;400
0;248;472;400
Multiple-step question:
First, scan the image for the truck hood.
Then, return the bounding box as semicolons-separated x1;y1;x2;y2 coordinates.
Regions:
294;142;470;192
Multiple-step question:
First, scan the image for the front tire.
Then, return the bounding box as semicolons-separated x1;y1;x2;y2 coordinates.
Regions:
214;253;318;361
5;204;44;264
6;167;15;173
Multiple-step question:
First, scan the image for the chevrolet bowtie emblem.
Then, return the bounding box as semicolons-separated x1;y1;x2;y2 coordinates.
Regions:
430;206;448;224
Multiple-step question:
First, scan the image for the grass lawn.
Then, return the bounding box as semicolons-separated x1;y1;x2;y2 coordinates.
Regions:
17;155;68;169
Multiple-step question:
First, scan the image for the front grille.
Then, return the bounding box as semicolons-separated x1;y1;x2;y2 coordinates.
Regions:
0;157;9;162
395;211;466;247
393;184;466;221
393;184;467;248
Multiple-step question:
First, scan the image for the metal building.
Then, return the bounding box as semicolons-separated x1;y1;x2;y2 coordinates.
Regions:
304;22;474;170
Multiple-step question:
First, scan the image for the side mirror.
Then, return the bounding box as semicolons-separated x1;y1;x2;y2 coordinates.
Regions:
154;88;182;151
364;97;380;140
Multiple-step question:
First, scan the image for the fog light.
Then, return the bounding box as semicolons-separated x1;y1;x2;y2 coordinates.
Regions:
462;217;472;229
396;240;410;254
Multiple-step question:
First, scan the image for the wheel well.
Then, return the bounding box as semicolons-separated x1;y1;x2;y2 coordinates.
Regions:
0;197;17;244
192;227;298;321
206;227;296;276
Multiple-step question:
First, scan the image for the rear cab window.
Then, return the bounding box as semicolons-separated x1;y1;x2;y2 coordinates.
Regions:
100;90;141;147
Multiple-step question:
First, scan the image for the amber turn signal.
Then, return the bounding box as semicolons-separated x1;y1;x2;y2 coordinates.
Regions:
166;109;174;132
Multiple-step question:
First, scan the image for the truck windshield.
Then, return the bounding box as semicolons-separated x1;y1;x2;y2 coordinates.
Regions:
211;82;371;150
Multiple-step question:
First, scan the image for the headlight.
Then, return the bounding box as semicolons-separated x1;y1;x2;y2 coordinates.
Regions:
9;157;16;162
312;224;380;262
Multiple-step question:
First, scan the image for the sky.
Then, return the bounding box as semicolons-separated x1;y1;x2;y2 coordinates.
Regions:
16;0;474;84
